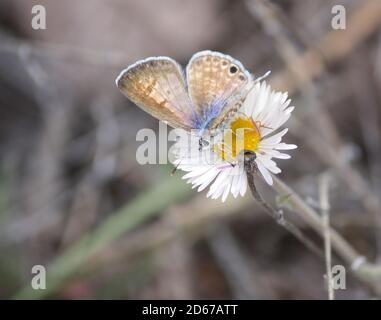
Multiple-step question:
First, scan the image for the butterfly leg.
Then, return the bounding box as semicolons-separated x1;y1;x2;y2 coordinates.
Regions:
198;137;209;151
254;120;273;131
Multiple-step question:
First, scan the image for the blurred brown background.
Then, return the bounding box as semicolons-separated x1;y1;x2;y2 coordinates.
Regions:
0;0;381;299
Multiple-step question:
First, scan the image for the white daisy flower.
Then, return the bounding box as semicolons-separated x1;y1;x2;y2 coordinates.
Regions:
171;81;297;202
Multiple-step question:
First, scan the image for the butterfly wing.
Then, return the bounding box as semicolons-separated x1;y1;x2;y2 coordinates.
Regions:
186;51;252;131
116;57;196;130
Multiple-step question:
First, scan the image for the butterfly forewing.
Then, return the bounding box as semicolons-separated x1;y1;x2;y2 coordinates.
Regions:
116;57;195;130
186;51;252;131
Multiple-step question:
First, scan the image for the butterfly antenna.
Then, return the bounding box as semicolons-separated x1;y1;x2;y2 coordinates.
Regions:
238;70;272;107
171;161;181;176
239;71;271;105
254;70;271;84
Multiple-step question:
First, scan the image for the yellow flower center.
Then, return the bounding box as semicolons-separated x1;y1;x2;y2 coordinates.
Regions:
213;116;261;162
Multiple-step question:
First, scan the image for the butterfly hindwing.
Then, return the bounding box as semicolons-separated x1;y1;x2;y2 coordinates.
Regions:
116;57;195;130
186;51;252;131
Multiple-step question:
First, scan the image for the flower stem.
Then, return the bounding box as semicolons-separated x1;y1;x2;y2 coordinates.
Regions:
243;152;323;258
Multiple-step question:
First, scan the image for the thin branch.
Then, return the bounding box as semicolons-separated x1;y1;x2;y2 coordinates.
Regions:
319;173;334;300
271;175;381;296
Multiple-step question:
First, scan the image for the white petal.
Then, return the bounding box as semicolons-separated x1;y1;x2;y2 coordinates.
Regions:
260;128;289;145
256;160;273;185
274;143;298;150
230;166;242;198
258;148;291;159
239;173;248;196
221;181;231;202
207;169;231;198
182;166;210;179
197;168;220;191
242;81;295;137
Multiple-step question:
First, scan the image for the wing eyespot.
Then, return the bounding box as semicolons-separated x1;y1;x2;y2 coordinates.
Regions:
229;65;238;74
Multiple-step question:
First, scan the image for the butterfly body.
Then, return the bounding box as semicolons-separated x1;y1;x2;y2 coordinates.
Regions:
116;50;253;137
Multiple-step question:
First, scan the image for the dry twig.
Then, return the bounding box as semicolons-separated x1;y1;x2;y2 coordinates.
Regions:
319;173;334;300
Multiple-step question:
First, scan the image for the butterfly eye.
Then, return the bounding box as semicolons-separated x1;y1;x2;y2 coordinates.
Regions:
229;66;238;74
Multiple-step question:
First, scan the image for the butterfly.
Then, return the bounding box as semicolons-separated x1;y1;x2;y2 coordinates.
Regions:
116;51;258;139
